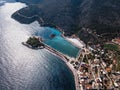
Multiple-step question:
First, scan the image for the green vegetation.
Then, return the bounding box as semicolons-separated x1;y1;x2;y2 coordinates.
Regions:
104;44;120;71
104;44;119;51
70;61;74;64
116;60;120;71
83;55;88;63
26;37;44;48
87;53;95;60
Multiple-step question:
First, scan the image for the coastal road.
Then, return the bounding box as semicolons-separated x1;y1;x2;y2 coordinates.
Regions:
44;44;80;90
15;11;44;23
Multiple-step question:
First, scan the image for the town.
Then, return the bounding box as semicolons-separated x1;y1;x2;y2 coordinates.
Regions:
23;33;120;90
69;32;120;90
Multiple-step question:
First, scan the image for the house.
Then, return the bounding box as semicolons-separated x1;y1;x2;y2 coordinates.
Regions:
112;38;120;45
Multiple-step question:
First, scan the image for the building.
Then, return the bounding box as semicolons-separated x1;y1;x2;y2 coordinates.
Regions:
112;38;120;45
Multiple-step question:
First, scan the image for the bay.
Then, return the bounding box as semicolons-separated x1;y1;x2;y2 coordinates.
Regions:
0;1;76;90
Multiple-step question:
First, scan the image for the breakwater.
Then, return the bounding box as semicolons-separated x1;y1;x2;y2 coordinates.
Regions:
43;43;80;90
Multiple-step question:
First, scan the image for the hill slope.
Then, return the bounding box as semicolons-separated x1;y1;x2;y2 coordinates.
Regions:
13;0;120;35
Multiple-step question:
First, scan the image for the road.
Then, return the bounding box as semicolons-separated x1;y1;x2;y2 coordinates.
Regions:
16;11;44;23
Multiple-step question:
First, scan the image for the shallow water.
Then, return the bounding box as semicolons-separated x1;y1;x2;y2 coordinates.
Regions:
35;27;80;58
0;1;76;90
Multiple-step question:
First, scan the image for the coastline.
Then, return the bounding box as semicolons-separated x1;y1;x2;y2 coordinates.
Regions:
12;10;83;90
22;26;83;90
42;32;85;90
44;44;80;90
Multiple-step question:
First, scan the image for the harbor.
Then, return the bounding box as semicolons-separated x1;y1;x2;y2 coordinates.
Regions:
22;35;86;90
23;35;120;90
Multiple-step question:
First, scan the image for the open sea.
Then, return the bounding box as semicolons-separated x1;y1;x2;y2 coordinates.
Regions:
0;0;79;90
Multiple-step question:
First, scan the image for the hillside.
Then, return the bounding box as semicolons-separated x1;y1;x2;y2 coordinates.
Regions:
13;0;120;37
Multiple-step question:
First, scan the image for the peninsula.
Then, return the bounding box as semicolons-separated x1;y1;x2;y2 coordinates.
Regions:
14;0;120;89
22;34;86;90
22;36;45;49
23;33;120;90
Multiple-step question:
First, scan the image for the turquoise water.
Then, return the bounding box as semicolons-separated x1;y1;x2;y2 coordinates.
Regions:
35;27;80;58
0;1;76;90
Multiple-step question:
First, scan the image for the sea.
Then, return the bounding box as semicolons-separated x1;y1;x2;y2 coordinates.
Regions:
0;0;80;90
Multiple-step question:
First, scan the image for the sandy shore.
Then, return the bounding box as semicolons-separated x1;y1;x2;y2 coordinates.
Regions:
44;43;80;90
66;37;85;49
41;30;84;90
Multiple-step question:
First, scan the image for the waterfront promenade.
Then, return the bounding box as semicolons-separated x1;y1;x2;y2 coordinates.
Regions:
17;11;85;90
40;28;86;90
44;39;84;90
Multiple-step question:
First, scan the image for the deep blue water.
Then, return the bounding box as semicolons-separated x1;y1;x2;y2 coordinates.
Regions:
35;27;80;58
0;1;76;90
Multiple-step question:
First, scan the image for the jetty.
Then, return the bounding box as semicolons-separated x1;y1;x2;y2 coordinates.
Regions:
44;44;80;90
43;39;84;90
22;36;84;90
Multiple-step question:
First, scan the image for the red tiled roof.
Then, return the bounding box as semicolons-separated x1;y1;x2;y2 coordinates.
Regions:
106;68;111;72
85;84;92;89
115;38;120;43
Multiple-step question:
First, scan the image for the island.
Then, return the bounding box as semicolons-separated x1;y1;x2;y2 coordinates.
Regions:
22;36;45;49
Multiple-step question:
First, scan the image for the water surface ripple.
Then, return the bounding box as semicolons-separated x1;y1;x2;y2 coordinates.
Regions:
0;1;76;90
